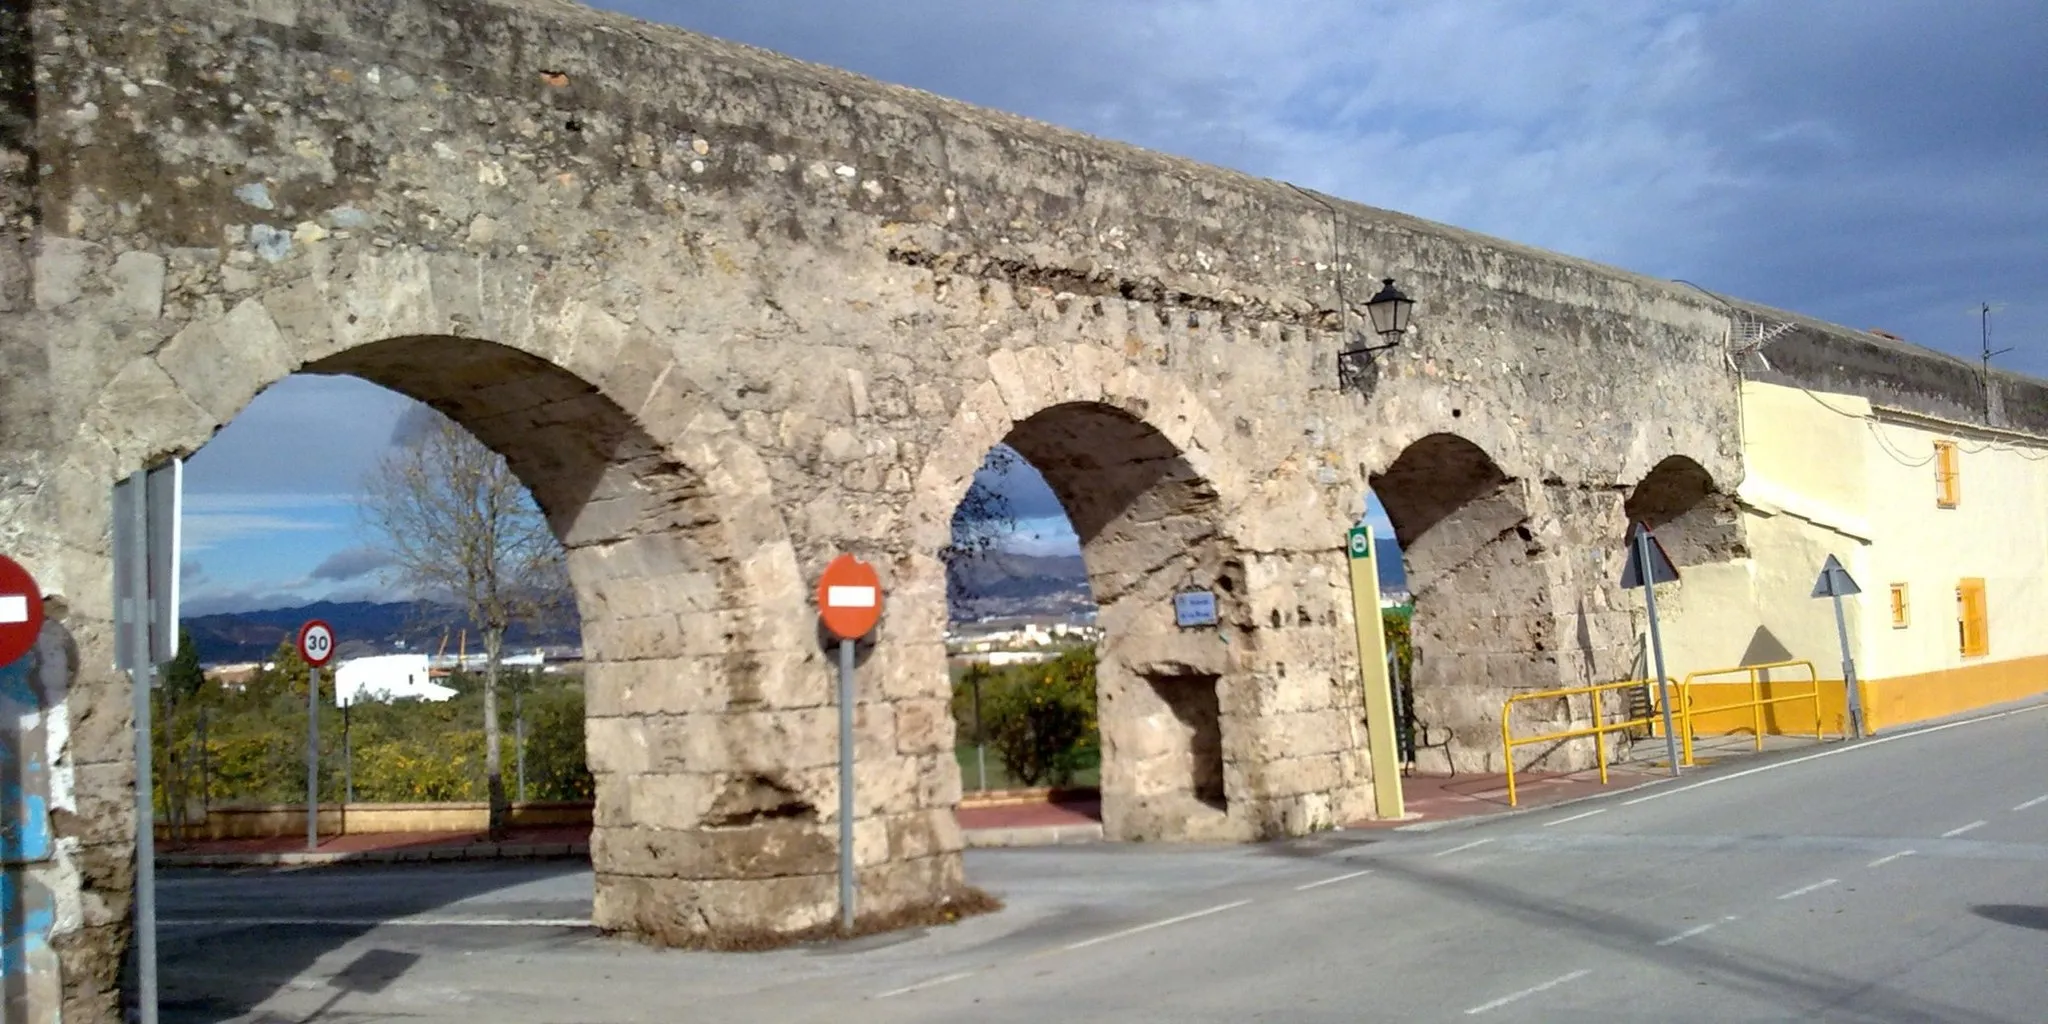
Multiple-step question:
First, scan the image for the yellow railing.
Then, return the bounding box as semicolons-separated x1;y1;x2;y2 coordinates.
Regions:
1675;659;1826;765
1501;678;1673;807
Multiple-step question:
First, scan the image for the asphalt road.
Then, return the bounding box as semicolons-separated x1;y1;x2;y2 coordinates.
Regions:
158;700;2048;1023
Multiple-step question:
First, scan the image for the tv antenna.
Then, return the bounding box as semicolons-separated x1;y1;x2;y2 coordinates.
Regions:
1977;302;2012;376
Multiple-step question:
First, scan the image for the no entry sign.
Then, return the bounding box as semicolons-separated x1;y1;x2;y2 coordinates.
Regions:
816;554;883;640
297;620;336;667
0;554;45;667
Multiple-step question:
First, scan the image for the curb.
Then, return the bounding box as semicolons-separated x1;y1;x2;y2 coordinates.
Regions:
963;823;1104;848
159;841;587;868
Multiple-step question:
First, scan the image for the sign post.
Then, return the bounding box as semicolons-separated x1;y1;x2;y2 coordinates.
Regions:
816;554;882;934
1811;554;1865;740
1346;525;1405;820
298;620;336;851
113;459;181;1024
1621;522;1683;777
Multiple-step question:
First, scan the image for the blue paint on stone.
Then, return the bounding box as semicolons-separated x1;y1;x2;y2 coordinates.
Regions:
233;181;275;210
249;223;293;263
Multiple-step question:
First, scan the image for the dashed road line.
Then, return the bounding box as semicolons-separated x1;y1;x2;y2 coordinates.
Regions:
1543;808;1608;827
876;971;979;999
1867;850;1916;868
1941;820;1987;838
1464;969;1592;1015
1654;915;1739;947
1060;899;1252;952
2014;794;2048;812
1296;869;1374;891
1622;701;2048;807
1776;878;1838;901
1436;838;1495;858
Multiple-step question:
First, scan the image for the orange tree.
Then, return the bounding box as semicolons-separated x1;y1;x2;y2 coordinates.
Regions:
974;646;1098;788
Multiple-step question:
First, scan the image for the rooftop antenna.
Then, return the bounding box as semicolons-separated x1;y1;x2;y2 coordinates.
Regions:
1977;302;2011;422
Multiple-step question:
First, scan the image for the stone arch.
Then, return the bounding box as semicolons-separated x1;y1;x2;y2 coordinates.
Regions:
909;349;1266;842
45;264;966;958
1370;432;1546;775
1623;455;1745;566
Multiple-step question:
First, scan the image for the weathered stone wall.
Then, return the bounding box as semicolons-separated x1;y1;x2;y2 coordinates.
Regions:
0;0;1781;1018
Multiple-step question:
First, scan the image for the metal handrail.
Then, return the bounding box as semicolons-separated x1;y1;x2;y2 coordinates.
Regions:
1500;678;1680;807
1675;659;1826;764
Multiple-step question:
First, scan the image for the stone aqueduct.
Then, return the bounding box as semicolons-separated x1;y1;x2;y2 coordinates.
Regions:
0;0;1863;1017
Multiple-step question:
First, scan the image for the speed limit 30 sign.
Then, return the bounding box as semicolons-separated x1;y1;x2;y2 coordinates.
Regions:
297;619;336;667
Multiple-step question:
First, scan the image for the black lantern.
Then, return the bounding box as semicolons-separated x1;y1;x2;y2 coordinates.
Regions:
1363;278;1415;337
1338;277;1417;392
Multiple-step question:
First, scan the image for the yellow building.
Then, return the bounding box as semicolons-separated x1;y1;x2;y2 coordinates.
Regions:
1654;377;2048;736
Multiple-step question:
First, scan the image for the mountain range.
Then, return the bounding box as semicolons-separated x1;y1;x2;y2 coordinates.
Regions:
182;539;1407;664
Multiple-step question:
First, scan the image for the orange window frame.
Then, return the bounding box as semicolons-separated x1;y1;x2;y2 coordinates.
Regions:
1956;578;1988;657
1934;441;1960;508
1888;583;1909;628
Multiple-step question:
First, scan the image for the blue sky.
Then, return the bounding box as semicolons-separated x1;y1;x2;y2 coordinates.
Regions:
179;0;2043;614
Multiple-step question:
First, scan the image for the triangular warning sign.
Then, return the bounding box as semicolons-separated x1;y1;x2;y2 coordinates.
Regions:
1810;554;1861;598
1620;522;1680;589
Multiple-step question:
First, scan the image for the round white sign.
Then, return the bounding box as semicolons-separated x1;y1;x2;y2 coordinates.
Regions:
297;620;336;666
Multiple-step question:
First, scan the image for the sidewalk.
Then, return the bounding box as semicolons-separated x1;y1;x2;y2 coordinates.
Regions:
158;736;1823;867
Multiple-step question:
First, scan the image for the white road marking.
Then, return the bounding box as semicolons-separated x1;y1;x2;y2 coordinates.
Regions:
159;916;592;928
2014;794;2048;812
875;971;979;999
1941;820;1987;838
1867;850;1916;868
1060;900;1252;952
1623;702;2048;806
1464;969;1592;1015
1543;808;1608;827
1296;869;1374;891
1776;878;1838;901
1435;838;1495;858
1655;915;1739;947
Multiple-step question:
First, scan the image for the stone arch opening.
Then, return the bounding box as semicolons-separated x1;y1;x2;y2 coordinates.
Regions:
75;327;971;960
1369;432;1544;775
957;402;1239;842
1623;455;1744;566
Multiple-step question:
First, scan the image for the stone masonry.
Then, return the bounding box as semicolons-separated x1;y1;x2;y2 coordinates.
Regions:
0;0;1766;1019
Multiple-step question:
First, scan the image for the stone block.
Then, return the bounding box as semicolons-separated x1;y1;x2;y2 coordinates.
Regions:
592;819;838;880
892;697;953;755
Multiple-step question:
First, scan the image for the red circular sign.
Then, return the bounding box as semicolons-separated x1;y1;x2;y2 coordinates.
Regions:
816;554;883;640
0;554;45;668
297;619;337;667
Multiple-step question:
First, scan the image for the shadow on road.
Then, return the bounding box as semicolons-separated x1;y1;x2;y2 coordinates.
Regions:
156;860;589;1023
1972;904;2048;932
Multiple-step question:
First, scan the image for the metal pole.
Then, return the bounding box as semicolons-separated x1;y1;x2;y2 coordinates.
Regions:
837;637;856;933
515;690;527;804
1638;530;1681;777
126;471;159;1024
1832;593;1864;739
971;669;987;792
306;665;319;851
343;699;353;805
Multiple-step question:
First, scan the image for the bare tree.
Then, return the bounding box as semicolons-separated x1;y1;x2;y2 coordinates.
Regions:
360;407;566;839
940;445;1023;612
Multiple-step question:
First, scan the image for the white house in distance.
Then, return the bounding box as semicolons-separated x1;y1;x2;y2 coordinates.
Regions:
335;653;458;706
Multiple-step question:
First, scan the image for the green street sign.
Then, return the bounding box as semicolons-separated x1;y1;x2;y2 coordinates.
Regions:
1347;526;1373;560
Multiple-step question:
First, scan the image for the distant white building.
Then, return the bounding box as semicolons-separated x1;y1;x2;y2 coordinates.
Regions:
335;654;458;706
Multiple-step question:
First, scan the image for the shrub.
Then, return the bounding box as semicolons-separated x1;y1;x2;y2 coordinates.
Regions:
976;647;1098;788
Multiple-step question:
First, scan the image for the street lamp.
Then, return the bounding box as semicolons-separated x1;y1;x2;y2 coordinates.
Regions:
1338;277;1417;390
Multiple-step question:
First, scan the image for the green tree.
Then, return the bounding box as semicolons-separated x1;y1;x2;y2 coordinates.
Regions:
979;648;1098;788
